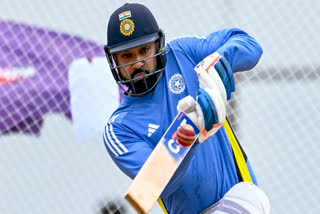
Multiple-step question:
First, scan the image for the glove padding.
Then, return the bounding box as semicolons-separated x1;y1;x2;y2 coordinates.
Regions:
177;87;226;143
195;52;235;100
177;52;233;143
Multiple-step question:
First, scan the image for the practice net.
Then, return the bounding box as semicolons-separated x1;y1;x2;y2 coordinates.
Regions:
0;0;319;213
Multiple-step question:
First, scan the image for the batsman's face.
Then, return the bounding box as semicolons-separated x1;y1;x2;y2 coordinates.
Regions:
114;42;157;82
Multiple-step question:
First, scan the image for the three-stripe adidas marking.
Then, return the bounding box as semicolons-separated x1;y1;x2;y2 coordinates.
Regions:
148;123;159;137
104;115;128;156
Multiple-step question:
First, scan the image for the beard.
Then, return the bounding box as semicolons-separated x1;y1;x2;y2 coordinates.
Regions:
125;68;159;95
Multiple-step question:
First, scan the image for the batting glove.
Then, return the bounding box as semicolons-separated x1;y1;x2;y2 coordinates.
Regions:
177;86;226;143
195;52;235;101
177;53;234;143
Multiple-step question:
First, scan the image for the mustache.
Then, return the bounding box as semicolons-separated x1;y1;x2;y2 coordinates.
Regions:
130;68;150;79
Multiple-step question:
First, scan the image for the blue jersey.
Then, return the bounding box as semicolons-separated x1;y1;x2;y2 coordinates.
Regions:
103;28;263;213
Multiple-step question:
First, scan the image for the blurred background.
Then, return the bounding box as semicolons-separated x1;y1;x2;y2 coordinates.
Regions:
0;0;319;213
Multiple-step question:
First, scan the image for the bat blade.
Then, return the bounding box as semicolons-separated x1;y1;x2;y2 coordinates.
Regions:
125;111;200;214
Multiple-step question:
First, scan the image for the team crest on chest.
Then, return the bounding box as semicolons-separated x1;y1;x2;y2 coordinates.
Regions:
168;74;185;94
120;19;135;36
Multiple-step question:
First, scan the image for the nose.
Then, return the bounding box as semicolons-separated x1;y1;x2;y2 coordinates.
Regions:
131;58;145;70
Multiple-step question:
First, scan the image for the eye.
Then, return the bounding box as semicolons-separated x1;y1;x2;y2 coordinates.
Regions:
140;47;150;55
121;53;131;59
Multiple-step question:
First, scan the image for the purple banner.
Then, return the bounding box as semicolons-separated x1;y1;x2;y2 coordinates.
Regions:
0;20;104;135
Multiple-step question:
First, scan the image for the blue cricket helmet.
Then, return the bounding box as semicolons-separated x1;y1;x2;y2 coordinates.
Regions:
104;3;166;96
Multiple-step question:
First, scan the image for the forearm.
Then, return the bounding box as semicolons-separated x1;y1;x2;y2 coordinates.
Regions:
216;29;263;72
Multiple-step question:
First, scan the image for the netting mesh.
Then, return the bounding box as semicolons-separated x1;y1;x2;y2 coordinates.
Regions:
0;21;103;134
0;0;319;213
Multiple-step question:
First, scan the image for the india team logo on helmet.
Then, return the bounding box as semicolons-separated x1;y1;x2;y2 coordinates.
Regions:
120;19;135;36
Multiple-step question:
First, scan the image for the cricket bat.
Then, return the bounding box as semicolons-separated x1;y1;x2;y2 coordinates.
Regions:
125;111;200;214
